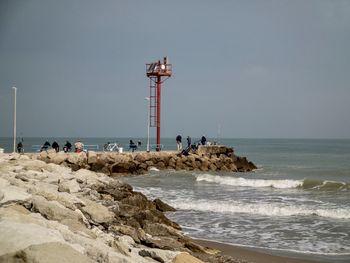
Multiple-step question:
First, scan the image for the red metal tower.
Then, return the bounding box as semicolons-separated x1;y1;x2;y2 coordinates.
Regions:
146;57;172;151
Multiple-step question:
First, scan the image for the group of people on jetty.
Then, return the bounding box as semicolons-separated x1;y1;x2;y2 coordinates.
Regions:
175;135;207;151
15;135;211;154
39;140;84;153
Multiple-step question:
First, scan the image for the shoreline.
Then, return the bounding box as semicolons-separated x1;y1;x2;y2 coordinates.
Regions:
194;239;328;263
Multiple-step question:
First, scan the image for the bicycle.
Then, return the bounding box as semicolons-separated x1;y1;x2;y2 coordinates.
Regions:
103;142;120;152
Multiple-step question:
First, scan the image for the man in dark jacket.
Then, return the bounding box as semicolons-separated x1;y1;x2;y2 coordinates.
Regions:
201;135;207;145
52;141;59;152
64;141;72;152
17;142;23;153
41;141;50;152
187;136;191;148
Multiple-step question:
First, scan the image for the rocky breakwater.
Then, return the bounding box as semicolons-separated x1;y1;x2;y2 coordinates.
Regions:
0;153;249;263
34;145;257;175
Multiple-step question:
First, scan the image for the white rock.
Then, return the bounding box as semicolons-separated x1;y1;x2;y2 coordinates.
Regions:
0;178;10;188
19;154;30;160
80;198;114;224
0;242;95;263
28;184;85;210
58;179;81;193
0;184;31;205
0;220;66;256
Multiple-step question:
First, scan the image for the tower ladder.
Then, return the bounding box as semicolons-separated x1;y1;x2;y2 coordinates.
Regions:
149;76;157;127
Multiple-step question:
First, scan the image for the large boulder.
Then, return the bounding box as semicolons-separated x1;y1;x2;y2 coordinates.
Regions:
87;151;98;164
31;196;86;232
0;242;94;263
143;222;182;238
110;224;145;243
0;218;66;257
143;236;184;251
49;152;68;165
22;160;48;172
110;160;138;174
134;153;151;163
233;156;257;172
121;192;156;210
67;152;87;166
80;198;115;224
0;179;31;206
197;145;233;157
153;198;176;212
29;185;85;211
58;179;81;193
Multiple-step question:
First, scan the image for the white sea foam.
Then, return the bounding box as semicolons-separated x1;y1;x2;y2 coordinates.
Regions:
171;200;350;219
196;174;303;189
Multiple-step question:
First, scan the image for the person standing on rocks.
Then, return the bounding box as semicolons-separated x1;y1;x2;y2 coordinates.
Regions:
17;141;24;153
52;141;59;152
201;135;207;145
187;136;191;148
129;140;137;152
176;135;182;151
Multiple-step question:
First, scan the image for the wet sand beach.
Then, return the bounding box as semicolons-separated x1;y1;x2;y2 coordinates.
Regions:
195;239;325;263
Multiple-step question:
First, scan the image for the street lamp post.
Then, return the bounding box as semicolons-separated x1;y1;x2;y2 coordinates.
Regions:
12;87;17;153
144;97;150;152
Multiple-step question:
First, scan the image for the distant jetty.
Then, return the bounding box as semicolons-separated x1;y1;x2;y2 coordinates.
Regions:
31;145;257;175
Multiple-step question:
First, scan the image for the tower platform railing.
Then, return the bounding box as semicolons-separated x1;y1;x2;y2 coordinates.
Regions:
146;63;172;77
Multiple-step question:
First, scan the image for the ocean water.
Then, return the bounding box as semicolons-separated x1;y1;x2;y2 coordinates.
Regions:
119;139;350;263
1;137;349;262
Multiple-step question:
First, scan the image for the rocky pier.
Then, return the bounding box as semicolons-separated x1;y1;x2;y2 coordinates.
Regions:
32;145;257;176
0;152;253;263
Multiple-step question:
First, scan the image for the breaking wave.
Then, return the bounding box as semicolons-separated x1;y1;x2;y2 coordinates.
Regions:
196;174;350;191
171;200;350;219
302;179;350;190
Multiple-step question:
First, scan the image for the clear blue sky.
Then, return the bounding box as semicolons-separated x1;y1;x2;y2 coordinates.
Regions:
1;0;349;138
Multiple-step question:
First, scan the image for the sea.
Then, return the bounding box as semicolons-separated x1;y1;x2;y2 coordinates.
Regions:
1;138;349;262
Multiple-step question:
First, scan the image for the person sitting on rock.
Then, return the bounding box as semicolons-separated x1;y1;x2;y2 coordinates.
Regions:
63;141;72;152
52;141;59;153
74;140;84;153
40;141;51;152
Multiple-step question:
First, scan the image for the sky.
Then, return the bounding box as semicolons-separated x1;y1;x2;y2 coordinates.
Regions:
0;0;350;139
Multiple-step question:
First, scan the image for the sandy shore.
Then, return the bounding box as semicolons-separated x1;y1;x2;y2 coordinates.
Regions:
195;239;326;263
